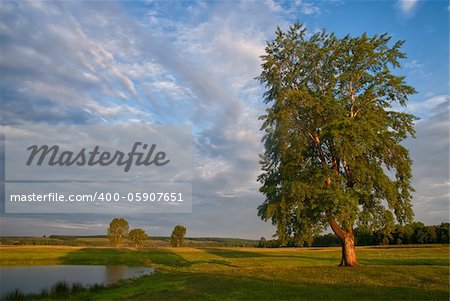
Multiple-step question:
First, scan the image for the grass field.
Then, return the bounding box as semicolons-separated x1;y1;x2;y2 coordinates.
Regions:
0;245;448;300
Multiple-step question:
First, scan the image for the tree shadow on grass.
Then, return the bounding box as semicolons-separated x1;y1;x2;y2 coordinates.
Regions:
61;248;237;269
362;245;444;250
202;248;339;263
202;248;267;258
359;258;449;266
203;248;450;267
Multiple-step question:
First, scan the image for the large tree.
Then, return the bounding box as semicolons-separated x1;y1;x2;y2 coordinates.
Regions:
257;23;416;266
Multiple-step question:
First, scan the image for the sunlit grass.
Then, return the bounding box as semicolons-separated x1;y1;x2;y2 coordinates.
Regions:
0;245;448;300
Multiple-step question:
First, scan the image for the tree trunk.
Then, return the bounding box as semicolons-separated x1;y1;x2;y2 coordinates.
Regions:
338;230;358;266
329;218;359;267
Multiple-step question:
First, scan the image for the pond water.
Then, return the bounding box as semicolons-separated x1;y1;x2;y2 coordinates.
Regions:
0;265;155;298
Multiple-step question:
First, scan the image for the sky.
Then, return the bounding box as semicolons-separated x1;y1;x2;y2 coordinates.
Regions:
0;0;448;239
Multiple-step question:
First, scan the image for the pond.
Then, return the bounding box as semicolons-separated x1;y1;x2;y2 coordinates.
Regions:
0;265;155;298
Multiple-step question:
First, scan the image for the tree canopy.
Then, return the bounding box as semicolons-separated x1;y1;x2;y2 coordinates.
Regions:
257;23;416;266
128;228;149;248
107;218;129;246
170;225;187;247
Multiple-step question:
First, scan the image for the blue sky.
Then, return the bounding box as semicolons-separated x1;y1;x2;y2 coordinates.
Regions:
0;0;448;238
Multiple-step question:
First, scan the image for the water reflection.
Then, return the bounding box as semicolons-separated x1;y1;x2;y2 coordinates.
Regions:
0;265;155;298
105;265;125;284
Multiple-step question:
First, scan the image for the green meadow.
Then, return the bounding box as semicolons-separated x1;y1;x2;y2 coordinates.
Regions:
0;245;448;300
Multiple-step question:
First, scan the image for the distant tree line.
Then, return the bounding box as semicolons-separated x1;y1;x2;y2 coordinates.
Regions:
258;222;449;248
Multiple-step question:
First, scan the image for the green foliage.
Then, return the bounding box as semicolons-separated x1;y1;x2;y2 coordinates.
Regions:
357;222;448;245
347;222;448;246
128;228;149;248
170;225;187;247
257;22;417;245
258;237;267;247
107;218;129;246
257;223;449;248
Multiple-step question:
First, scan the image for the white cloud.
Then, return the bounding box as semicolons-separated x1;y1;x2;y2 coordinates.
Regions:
407;95;448;115
397;0;419;16
265;0;283;12
404;99;450;224
405;59;424;70
0;0;280;238
293;0;321;16
300;3;321;15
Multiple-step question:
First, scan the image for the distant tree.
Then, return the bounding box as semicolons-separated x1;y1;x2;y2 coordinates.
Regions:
393;224;414;245
128;228;149;248
437;223;449;243
107;218;129;246
170;225;186;247
410;222;425;243
312;233;340;247
425;226;437;244
258;237;267;248
264;239;281;248
354;228;377;246
257;23;416;266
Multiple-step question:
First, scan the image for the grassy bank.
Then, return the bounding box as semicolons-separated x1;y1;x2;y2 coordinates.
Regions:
0;245;448;300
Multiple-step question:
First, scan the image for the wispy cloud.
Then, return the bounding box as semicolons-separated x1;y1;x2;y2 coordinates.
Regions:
0;0;278;238
397;0;419;17
404;99;450;224
299;2;321;15
407;95;448;115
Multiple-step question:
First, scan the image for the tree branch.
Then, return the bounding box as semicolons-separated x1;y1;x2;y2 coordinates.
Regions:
353;97;378;117
328;216;346;240
308;132;328;166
